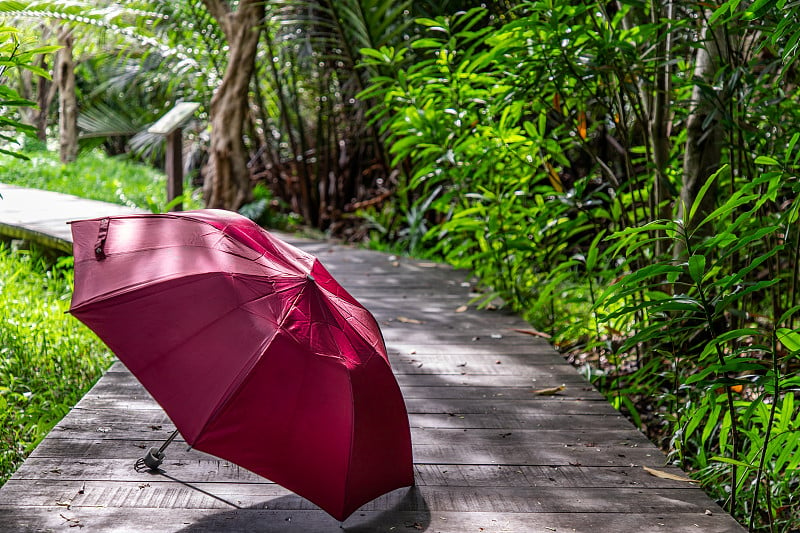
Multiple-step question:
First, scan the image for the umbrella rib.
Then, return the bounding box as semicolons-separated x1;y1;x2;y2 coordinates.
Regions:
314;285;384;361
192;277;309;441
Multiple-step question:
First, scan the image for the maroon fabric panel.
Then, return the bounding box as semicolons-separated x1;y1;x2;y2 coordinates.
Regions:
68;209;413;521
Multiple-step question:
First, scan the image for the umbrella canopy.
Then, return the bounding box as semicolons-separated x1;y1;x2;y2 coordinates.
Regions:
69;209;414;521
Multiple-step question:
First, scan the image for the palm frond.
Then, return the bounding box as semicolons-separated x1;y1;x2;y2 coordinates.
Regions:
77;100;142;139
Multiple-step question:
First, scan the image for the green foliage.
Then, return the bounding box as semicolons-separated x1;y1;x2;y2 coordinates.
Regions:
359;6;615;333
238;183;302;231
0;245;110;485
596;164;800;527
0;24;54;158
360;0;800;529
0;147;201;211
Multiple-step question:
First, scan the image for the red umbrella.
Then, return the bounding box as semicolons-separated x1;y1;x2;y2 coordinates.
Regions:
68;209;414;521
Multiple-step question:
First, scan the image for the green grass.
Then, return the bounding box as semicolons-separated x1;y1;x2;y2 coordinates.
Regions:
0;246;110;485
0;146;202;211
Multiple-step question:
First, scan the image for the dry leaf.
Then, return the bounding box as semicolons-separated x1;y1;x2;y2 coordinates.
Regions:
510;328;552;339
397;316;423;324
577;110;587;140
532;385;565;396
642;465;694;483
544;161;563;192
455;305;468;313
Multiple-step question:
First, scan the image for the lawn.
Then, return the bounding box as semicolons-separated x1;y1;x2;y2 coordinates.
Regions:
0;247;110;485
0;146;202;212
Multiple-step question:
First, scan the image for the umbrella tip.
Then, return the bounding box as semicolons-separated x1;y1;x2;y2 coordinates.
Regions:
307;274;315;282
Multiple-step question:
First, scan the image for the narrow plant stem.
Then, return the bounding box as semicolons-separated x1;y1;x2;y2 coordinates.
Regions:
791;209;800;330
587;276;602;342
683;232;739;513
492;185;521;306
747;330;779;533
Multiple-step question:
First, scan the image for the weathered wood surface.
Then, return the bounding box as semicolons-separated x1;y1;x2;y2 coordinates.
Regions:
0;187;745;531
0;183;146;252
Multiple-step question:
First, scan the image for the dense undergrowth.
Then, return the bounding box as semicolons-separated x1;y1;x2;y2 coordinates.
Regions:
356;3;800;531
0;246;109;485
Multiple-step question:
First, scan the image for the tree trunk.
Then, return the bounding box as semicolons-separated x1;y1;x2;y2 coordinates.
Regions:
677;21;726;240
56;26;78;163
201;0;264;210
648;0;673;258
35;24;56;142
36;53;58;142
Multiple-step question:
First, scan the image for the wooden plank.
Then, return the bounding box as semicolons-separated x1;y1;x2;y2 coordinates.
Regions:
28;437;663;468
46;408;636;434
47;408;640;444
7;461;692;490
70;394;617;417
0;481;717;513
0;506;743;533
73;393;610;412
103;362;592;388
81;372;602;401
386;343;562;356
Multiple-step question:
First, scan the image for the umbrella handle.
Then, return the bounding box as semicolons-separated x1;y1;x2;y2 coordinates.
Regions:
135;429;179;471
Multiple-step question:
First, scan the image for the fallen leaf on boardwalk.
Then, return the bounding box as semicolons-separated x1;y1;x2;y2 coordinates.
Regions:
455;305;468;313
533;385;565;396
59;514;81;527
397;316;423;324
642;466;695;482
510;328;552;339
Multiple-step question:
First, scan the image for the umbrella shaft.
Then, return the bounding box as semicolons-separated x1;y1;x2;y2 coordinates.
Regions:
158;429;179;454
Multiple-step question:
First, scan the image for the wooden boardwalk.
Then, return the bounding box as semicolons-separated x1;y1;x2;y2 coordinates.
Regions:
0;185;745;532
